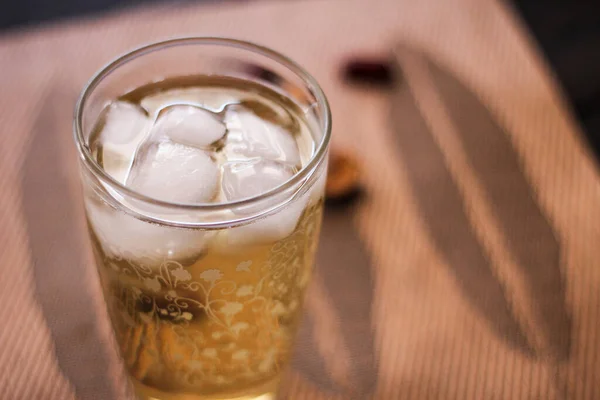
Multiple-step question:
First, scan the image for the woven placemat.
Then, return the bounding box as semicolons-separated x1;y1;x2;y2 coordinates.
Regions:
0;0;599;398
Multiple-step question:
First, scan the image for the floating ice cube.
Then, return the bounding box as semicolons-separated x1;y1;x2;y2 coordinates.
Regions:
94;101;150;183
86;201;209;264
100;101;149;144
221;198;306;247
154;105;226;149
224;108;301;167
127;141;219;203
211;159;305;248
222;159;295;202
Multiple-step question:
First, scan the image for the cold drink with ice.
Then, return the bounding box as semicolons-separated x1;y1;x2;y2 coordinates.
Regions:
74;39;330;400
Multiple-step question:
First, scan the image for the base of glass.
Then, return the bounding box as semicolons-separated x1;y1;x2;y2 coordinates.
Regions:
143;394;273;400
133;377;278;400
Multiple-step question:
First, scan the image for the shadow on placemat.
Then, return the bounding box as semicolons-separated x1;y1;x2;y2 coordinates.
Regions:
20;85;118;399
391;44;570;360
293;203;378;398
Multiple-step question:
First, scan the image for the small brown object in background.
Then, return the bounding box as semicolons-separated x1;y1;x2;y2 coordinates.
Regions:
326;151;362;204
342;58;395;87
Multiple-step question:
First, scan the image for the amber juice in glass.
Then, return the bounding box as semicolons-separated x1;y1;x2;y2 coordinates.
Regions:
74;39;330;400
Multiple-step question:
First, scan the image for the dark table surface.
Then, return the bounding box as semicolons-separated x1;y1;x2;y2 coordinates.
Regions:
512;1;600;161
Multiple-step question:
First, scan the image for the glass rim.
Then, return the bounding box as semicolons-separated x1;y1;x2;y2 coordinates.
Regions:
73;37;331;212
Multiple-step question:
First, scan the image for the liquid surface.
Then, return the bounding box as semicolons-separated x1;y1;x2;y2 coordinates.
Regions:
85;76;325;400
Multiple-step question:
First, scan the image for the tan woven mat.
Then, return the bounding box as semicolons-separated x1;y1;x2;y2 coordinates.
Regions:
1;0;599;398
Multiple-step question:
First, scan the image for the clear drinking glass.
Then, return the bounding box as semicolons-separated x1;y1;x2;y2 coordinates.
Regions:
73;38;330;400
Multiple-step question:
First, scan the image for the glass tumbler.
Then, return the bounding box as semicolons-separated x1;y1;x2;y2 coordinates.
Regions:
73;38;331;400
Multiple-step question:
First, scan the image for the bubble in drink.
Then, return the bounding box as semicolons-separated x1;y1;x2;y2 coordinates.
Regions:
85;76;325;400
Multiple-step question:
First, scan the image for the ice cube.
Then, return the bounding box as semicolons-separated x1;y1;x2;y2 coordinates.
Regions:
86;201;209;263
127;141;219;203
222;159;295;202
94;101;150;183
224;108;301;167
100;101;149;144
215;160;307;248
154;105;226;149
220;198;306;248
216;157;328;248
